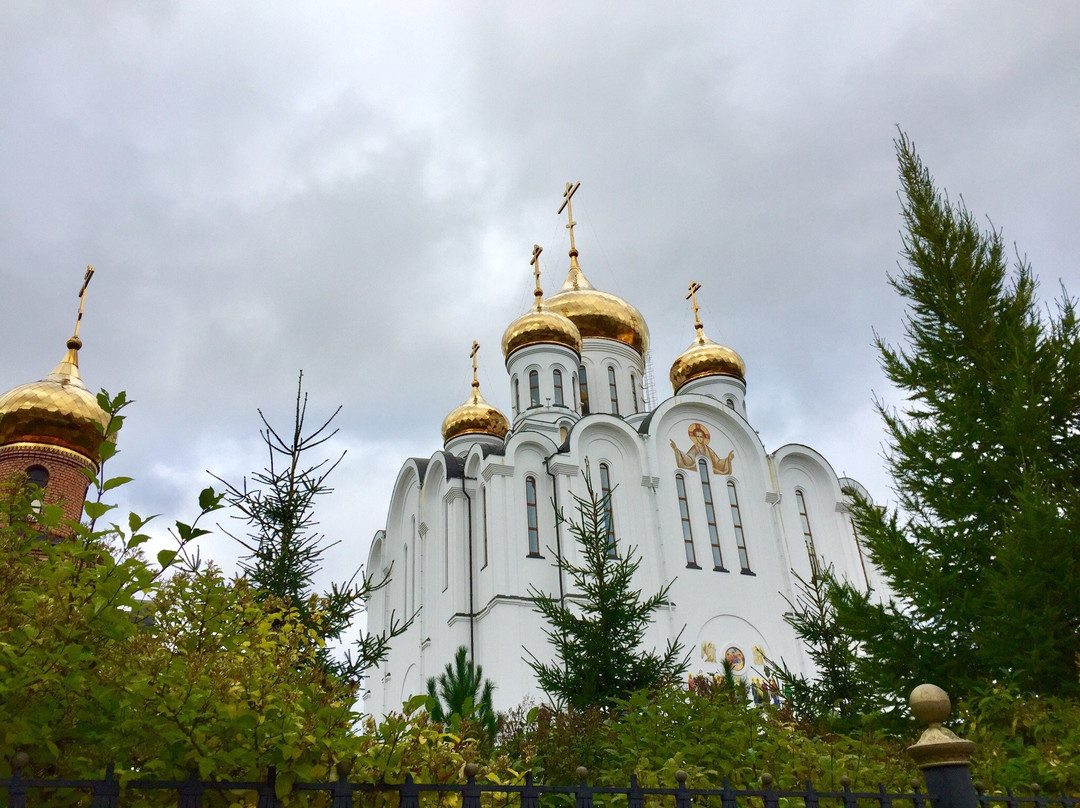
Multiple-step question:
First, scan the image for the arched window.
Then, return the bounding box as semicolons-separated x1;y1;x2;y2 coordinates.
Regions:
728;481;750;573
481;486;489;569
630;373;639;413
699;459;726;571
607;366;619;414
529;370;540;407
579;365;590;414
512;377;520;416
26;465;48;488
599;462;616;556
402;544;409;614
572;374;578;408
676;474;698;567
795;490;820;577
725;397;735;410
526;476;540;556
443;502;450;591
553;369;564;406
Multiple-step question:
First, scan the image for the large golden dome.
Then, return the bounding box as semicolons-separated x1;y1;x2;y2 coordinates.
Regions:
670;328;746;391
545;254;649;356
0;337;110;460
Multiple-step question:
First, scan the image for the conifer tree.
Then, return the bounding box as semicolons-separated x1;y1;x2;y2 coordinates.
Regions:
526;465;687;709
425;646;499;738
837;135;1080;703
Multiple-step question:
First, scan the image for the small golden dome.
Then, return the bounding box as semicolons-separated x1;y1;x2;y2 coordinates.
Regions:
442;342;510;444
545;255;649;356
0;337;110;460
670;329;746;391
441;386;510;444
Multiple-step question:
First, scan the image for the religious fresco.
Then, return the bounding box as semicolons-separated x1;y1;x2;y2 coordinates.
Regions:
700;641;717;662
724;645;745;672
752;644;766;666
670;422;734;475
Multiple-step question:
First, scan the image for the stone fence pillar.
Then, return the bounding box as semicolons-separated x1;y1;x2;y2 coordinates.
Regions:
907;684;977;808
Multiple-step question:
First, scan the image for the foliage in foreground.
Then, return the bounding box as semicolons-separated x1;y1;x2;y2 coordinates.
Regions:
212;372;411;683
837;134;1080;706
526;465;687;710
426;645;500;740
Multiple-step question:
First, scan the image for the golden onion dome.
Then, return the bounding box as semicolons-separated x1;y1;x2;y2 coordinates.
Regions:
502;273;582;359
545;253;649;356
0;337;110;460
670;327;746;391
442;343;510;444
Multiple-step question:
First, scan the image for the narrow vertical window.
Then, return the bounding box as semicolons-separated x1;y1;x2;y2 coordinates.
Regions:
607;366;619;414
630;373;639;413
482;486;489;569
529;370;540;407
599;462;616;556
572;374;578;408
443;503;450;591
725;398;735;409
676;474;698;567
579;365;590;414
795;490;820;578
526;476;540;556
513;377;520;416
728;481;750;573
699;459;725;570
402;544;409;614
553;369;564;406
850;516;870;591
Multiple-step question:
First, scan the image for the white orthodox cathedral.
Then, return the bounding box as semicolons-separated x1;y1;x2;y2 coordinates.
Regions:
364;187;884;714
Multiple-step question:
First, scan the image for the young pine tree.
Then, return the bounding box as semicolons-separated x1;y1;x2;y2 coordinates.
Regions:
526;464;687;710
425;646;499;738
838;135;1080;703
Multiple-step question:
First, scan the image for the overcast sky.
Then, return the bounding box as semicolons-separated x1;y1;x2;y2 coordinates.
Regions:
3;3;1078;602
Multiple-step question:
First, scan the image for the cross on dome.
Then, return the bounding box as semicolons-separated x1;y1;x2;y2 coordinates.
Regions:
558;182;581;256
686;280;704;333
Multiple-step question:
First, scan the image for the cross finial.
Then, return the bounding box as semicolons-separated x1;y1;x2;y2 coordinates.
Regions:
530;244;544;306
686;280;704;332
71;265;95;344
558;181;581;256
470;341;480;389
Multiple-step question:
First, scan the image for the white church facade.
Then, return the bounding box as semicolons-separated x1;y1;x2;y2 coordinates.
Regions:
365;188;883;715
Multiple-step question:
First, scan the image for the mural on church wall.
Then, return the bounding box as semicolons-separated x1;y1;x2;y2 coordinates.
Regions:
724;645;746;671
670;422;734;474
700;641;716;662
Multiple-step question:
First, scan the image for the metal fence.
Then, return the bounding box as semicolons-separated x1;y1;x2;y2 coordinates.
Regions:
1;764;1075;808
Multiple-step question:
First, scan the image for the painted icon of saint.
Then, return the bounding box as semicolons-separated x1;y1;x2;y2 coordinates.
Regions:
670;422;734;474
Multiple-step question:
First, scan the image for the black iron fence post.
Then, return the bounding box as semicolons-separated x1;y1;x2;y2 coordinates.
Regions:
907;684;977;808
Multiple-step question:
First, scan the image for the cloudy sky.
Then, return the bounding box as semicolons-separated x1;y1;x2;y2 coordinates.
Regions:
3;3;1078;600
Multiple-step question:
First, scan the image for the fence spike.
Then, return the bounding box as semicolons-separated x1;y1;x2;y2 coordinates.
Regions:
522;771;539;808
89;764;120;808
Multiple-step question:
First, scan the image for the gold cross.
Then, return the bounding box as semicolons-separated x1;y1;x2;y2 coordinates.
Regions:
470;341;480;387
686;280;703;330
558;181;581;254
530;244;544;302
73;265;95;340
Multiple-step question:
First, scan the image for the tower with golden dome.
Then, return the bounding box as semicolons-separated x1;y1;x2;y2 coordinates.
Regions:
0;268;109;532
365;187;884;714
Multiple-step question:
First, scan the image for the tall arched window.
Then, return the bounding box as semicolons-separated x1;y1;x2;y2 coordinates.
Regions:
572;374;578;408
512;377;520;416
529;370;540;407
699;459;726;571
553;369;564;406
630;373;639;413
795;490;820;577
599;462;616;556
481;486;489;569
443;502;450;591
607;366;619;414
727;481;750;573
579;365;590;414
402;544;409;614
526;476;540;556
676;474;698;567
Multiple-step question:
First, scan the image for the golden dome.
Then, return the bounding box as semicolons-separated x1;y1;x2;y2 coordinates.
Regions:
0;337;110;460
502;258;582;358
545;255;649;356
442;342;510;444
670;330;746;391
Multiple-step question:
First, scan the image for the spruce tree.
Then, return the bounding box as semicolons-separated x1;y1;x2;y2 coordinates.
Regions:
425;646;499;738
837;135;1080;703
526;465;687;709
